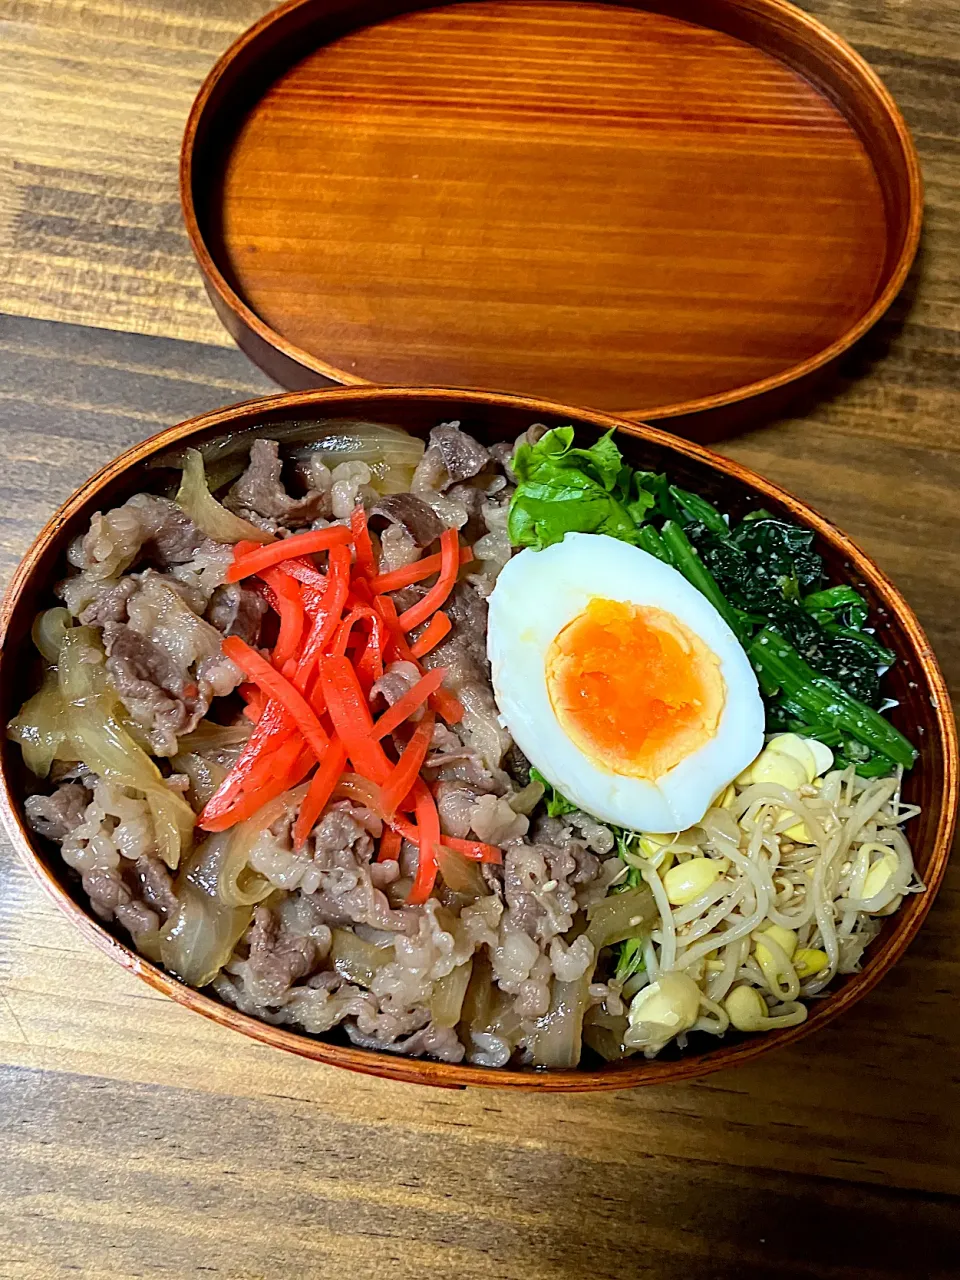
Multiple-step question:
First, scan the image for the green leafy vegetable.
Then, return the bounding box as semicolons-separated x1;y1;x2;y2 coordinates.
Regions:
529;767;579;818
624;480;657;527
508;428;647;550
636;524;671;563
614;937;646;983
685;514;893;706
659;520;746;641
632;471;681;521
668;485;728;537
749;629;916;770
803;585;870;630
687;512;820;613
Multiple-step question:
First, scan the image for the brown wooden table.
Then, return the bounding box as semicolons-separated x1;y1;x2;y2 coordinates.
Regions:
0;2;958;1277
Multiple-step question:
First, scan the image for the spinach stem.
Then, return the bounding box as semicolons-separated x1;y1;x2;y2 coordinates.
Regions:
749;629;916;769
660;521;746;641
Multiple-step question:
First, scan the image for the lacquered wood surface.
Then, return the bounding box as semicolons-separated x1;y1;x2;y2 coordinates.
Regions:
0;0;959;1274
183;0;919;423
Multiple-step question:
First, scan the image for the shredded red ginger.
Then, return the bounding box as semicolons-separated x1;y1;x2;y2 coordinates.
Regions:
198;513;500;905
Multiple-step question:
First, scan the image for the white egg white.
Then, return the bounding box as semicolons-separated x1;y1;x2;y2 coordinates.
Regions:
487;532;764;832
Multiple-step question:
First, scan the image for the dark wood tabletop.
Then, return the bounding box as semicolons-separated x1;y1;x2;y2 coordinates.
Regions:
0;2;958;1277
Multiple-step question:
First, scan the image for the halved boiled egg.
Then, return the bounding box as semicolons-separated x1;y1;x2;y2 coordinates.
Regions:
487;532;764;832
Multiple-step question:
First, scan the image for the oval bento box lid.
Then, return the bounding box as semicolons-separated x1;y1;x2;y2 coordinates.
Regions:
180;0;921;435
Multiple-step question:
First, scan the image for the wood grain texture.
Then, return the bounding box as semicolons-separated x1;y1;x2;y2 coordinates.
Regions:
0;0;956;426
0;0;271;345
4;1066;960;1280
2;384;952;1092
0;316;959;1275
0;0;953;341
182;0;918;419
0;0;958;1270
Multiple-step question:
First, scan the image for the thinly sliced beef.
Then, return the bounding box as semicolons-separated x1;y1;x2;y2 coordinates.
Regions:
81;864;164;938
389;585;426;616
77;852;176;936
534;814;609;863
444;581;489;675
244;905;320;1002
72;494;208;579
73;571;208;630
369;661;421;710
487;441;515;474
42;779;178;942
24;418;639;1071
103;623;197;753
135;854;178;917
131;495;206;565
62;492;230;622
445;482;486;542
226;438;327;528
167;541;233;605
368;493;444;547
206;583;267;645
435;780;479;838
501;843;581;945
487;424;547;483
104;623;186;695
429;423;490;483
410;424;490;514
424;723;501;794
468;794;529;844
24;783;90;840
78;577;139;626
101;573;242;756
303;806;414;931
345;1020;465;1063
423;637;511;782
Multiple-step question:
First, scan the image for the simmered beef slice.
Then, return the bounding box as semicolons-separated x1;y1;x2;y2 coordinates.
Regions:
445;482;486;543
368;494;444;547
102;622;196;749
77;577;139;626
444;580;489;672
133;495;207;565
70;495;206;581
412;422;492;495
428;423;490;484
244;905;319;1001
83;863;174;939
104;623;186;698
226;439;327;528
206;583;267;645
135;854;178;917
94;573;242;756
24;783;90;840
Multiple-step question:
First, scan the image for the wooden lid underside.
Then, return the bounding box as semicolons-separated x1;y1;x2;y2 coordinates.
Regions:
193;0;914;419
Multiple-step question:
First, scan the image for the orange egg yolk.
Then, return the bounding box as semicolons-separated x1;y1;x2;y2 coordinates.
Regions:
545;597;725;780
